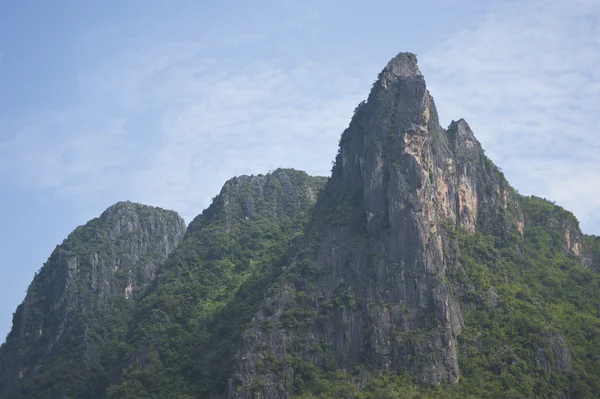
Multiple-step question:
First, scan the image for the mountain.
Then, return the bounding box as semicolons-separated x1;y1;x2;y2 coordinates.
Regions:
2;53;600;399
106;169;327;398
224;53;600;398
0;203;186;398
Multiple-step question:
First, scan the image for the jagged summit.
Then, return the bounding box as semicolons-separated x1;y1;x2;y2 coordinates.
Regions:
370;52;425;99
101;200;139;213
221;168;326;192
447;118;480;152
228;52;526;397
354;52;434;142
381;52;422;78
186;168;328;234
448;118;475;136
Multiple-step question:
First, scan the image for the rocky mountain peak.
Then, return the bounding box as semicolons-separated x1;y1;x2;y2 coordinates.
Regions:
362;52;431;130
449;118;476;140
99;200;144;219
0;203;185;399
380;52;422;79
228;53;528;397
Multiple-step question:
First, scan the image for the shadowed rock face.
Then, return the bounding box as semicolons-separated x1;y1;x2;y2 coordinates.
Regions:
0;202;185;399
227;53;524;398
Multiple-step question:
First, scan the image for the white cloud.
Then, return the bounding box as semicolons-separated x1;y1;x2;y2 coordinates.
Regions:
421;0;600;234
0;29;368;223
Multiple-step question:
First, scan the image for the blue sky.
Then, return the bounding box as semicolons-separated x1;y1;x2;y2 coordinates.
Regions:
1;0;599;341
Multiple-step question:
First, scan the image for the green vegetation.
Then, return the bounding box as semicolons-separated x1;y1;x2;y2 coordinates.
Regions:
4;172;600;399
584;234;600;269
104;190;600;399
282;195;600;399
0;203;184;399
450;196;600;398
106;169;327;398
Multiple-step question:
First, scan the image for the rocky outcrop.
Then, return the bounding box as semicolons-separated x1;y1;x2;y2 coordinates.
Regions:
583;234;600;270
0;202;185;399
534;332;573;375
227;53;524;398
520;195;593;267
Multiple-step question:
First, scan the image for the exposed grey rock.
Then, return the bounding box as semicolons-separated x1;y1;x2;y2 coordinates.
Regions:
488;288;499;309
227;53;524;398
534;332;573;375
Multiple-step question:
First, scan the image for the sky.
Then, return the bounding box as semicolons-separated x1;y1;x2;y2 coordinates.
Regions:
0;0;599;342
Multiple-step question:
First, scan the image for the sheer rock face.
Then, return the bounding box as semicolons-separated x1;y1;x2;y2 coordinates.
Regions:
0;202;185;398
227;53;523;398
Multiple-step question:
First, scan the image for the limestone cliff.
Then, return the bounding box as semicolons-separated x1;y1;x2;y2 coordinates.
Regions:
0;202;185;399
227;53;524;398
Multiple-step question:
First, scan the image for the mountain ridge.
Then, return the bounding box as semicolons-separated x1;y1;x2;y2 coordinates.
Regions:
1;53;600;399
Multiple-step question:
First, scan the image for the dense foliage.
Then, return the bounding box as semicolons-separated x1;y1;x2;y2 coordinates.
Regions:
0;204;184;399
278;195;600;399
106;169;327;398
3;172;600;399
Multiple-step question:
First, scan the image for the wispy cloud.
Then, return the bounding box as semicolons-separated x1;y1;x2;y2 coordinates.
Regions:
0;26;368;222
422;0;600;233
2;0;599;236
0;111;136;193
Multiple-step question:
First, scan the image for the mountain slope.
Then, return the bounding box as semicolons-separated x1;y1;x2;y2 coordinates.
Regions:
440;195;600;399
106;169;327;398
0;202;185;399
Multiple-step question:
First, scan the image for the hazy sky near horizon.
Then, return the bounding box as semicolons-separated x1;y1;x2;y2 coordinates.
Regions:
1;0;599;341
